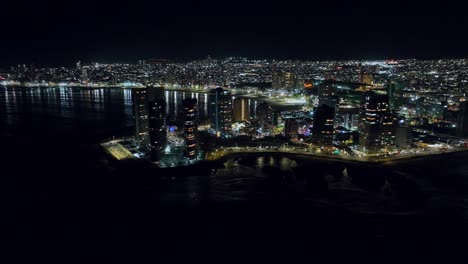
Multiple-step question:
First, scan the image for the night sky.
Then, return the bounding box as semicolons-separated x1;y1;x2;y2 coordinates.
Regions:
1;0;468;66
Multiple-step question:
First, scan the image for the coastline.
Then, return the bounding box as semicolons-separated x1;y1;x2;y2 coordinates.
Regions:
0;84;225;94
205;146;468;164
101;138;468;172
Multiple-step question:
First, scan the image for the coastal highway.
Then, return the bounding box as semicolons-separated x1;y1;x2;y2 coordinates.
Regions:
205;145;468;163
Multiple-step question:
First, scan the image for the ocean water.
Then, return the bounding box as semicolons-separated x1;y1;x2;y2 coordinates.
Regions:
2;86;468;261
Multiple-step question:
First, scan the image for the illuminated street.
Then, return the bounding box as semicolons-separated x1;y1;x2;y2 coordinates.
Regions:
205;144;468;163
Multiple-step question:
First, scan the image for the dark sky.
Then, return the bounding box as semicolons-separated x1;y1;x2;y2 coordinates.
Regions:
1;0;468;66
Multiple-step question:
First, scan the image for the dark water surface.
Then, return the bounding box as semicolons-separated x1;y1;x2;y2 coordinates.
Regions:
2;86;468;262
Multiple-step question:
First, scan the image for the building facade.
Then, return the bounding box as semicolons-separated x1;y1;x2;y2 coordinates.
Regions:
272;71;298;92
395;125;412;149
386;80;405;111
183;98;198;160
457;101;468;138
359;91;395;154
132;88;149;151
311;104;335;149
233;97;249;122
317;80;337;108
336;103;360;130
284;118;298;138
256;101;273;131
147;86;167;162
209;87;232;136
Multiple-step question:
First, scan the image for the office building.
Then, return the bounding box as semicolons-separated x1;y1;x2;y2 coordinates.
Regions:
132;88;149;151
233;97;249;122
311;104;335;149
317;80;337;107
209;87;232;136
147;86;167;162
386;80;405;110
359;91;394;154
457;101;468;138
256;101;273;131
381;112;396;146
336;103;360;130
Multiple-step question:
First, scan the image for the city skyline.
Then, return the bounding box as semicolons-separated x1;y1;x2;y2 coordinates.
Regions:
5;56;468;68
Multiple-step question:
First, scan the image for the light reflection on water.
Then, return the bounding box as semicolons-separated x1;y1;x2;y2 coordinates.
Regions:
2;86;468;221
158;156;299;202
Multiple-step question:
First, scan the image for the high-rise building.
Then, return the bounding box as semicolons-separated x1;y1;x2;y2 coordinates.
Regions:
132;88;149;151
256;102;273;130
381;112;396;147
272;71;297;92
283;72;297;92
336;103;360;130
248;99;257;121
456;101;468;138
209;87;232;136
147;86;167;162
311;104;335;149
183;98;198;160
317;80;337;107
386;80;405;110
359;91;394;154
233;97;249;122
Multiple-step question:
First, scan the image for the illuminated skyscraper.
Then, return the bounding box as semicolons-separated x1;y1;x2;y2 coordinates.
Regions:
312;104;335;149
359;91;394;154
386;80;405;110
456;101;468;138
209;87;232;136
183;98;198;160
233;98;249;122
381;112;396;147
147;86;167;162
283;72;297;92
132;88;149;151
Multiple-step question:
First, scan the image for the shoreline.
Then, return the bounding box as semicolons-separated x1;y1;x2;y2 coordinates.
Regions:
0;83;206;91
205;147;468;164
0;84;230;94
101;139;468;170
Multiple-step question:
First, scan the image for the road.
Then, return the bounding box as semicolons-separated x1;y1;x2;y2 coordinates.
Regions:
205;145;468;163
